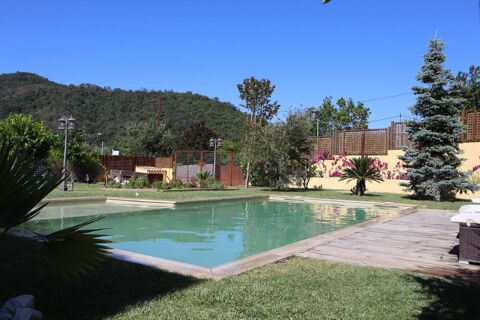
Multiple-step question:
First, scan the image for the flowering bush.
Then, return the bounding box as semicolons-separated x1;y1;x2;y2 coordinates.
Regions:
311;152;408;180
473;164;480;173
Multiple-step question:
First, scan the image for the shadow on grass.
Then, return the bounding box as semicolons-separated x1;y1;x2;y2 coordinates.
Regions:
405;273;480;320
400;194;471;204
0;236;202;320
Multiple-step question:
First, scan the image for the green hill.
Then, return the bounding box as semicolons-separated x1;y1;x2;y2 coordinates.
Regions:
0;72;245;147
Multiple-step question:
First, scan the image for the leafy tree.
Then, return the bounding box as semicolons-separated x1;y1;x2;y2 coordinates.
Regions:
339;156;383;196
177;121;217;150
0;114;57;162
116;120;174;156
307;97;370;136
0;140;110;278
237;77;280;187
457;65;480;110
218;139;237;152
305;97;338;136
250;113;314;190
399;39;478;201
336;98;370;130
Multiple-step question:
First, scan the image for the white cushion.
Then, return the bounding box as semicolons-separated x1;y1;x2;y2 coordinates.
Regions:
458;205;480;214
472;198;480;203
451;212;480;224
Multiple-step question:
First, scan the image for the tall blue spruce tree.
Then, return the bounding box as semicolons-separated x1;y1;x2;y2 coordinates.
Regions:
400;39;478;201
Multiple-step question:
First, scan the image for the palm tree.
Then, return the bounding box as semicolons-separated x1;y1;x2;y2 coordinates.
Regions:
339;156;383;196
0;141;110;278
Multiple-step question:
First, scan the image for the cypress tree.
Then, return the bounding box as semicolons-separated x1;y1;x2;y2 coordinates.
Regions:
400;39;478;201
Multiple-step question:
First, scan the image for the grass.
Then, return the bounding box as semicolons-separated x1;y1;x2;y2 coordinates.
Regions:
47;183;472;210
1;236;479;320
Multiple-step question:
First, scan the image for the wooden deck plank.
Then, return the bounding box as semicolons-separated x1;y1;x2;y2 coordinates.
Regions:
299;208;480;281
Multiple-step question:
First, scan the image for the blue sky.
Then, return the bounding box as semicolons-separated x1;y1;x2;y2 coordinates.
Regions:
1;0;479;128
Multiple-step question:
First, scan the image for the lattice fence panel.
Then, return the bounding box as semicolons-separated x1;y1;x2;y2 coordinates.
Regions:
310;137;332;155
364;129;388;155
466;111;480;142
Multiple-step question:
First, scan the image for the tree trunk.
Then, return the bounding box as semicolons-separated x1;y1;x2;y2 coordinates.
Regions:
245;160;251;188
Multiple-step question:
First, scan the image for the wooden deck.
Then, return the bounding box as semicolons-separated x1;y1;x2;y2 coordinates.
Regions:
298;208;480;282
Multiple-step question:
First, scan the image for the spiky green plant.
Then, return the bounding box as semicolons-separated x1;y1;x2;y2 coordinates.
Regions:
339;156;384;196
196;171;213;188
0;141;111;278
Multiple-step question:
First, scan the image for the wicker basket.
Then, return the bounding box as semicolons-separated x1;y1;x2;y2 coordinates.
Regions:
459;225;480;264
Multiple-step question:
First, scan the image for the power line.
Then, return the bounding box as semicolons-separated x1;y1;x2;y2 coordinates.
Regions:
367;115;400;123
361;93;413;103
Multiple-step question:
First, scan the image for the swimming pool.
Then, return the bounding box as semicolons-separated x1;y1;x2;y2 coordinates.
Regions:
24;198;402;268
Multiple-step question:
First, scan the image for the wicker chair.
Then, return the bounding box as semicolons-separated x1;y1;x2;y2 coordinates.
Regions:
451;205;480;264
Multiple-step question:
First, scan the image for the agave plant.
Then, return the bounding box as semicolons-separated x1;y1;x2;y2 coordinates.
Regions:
339;156;384;196
0;141;111;278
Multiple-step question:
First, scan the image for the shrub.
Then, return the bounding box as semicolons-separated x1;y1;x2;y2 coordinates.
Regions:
151;181;166;190
168;178;184;189
196;171;213;188
130;177;150;189
189;176;200;188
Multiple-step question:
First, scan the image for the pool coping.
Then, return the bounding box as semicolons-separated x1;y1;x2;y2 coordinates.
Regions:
106;196;418;280
43;195;269;207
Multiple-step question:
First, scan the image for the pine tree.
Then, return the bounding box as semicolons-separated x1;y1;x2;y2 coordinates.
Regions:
400;39;478;201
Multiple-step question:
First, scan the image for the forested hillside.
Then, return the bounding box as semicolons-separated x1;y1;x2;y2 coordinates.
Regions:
0;72;245;147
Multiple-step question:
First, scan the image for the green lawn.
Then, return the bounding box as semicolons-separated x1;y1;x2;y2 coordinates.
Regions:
1;236;479;320
47;183;471;210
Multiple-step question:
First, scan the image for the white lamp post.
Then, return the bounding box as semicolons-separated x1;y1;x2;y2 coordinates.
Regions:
58;115;76;191
97;132;104;155
209;138;222;179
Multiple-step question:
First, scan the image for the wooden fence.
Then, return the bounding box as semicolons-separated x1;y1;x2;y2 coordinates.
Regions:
174;150;244;186
100;155;156;172
311;111;480;156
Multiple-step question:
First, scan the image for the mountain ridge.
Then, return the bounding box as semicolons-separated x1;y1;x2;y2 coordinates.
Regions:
0;72;245;147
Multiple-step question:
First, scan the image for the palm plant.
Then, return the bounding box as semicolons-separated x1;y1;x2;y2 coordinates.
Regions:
339;156;383;196
0;141;110;278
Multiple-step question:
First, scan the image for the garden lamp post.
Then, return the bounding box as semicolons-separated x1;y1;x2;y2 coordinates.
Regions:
97;132;104;155
58;115;76;191
209;138;222;179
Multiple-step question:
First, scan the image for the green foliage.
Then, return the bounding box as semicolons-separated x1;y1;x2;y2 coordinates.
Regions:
250;113;315;190
457;65;480;110
151;181;167;190
237;77;280;124
177;121;217;150
0;72;246;146
0;113;57;162
129;177;150;189
218;139;237;152
399;39;478;201
339;156;384;196
117;120;174;156
168;178;185;189
196;171;213;188
306;97;371;136
237;77;280;187
0;140;110;278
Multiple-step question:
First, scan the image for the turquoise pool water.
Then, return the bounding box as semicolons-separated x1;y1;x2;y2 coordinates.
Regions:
24;199;399;267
